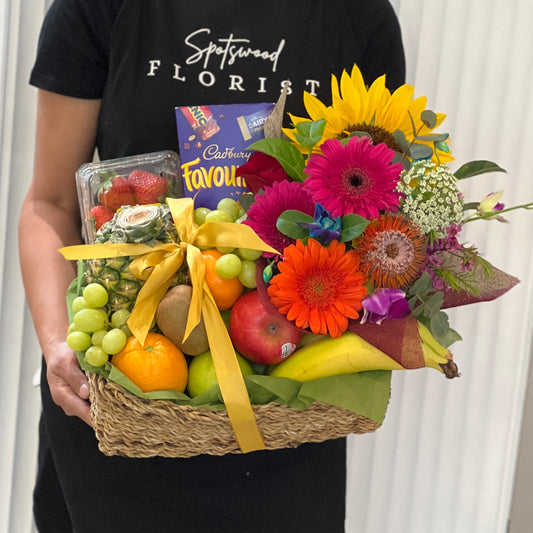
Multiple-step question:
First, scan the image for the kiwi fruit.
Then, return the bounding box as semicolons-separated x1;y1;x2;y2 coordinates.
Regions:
156;284;209;355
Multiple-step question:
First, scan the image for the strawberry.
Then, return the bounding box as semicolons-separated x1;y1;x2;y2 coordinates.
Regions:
98;175;136;211
89;205;114;231
128;170;169;204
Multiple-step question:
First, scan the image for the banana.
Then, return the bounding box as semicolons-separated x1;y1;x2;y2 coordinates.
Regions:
269;331;404;381
417;322;459;379
269;321;460;381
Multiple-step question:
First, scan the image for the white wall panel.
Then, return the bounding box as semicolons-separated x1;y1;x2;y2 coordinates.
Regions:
0;1;44;532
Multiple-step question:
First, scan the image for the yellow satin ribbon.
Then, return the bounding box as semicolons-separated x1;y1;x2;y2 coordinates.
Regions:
60;197;279;453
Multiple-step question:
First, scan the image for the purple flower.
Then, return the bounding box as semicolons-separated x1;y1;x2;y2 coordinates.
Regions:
360;288;411;325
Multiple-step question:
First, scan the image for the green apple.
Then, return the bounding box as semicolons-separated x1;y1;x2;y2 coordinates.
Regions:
187;349;253;398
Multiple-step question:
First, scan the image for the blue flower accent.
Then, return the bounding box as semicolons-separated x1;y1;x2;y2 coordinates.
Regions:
298;203;342;244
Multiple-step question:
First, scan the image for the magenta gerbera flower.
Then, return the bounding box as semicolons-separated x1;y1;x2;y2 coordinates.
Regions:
303;136;403;219
244;180;315;256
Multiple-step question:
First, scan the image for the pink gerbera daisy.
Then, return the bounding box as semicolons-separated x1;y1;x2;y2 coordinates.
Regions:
303;136;403;219
244;180;315;255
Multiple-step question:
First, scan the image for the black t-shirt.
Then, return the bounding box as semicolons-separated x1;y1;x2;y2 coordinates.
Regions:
31;0;405;159
30;2;405;531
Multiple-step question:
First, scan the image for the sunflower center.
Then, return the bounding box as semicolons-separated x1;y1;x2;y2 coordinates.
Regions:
302;270;337;306
342;124;403;153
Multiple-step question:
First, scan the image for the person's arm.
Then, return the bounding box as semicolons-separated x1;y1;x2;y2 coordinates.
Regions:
19;89;101;425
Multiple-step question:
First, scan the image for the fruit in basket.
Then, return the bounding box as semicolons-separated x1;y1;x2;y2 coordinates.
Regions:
201;249;244;310
83;282;109;308
85;345;109;367
127;170;169;204
66;330;92;352
228;290;302;364
71;296;89;313
215;253;242;279
101;328;128;355
156;284;209;355
237;260;257;289
95;204;177;245
187;349;253;397
269;323;458;381
194;207;211;226
205;209;234;224
269;331;402;381
110;308;130;328
216;198;241;220
86;204;184;312
89;205;114;231
111;332;188;393
73;308;108;333
98;175;136;211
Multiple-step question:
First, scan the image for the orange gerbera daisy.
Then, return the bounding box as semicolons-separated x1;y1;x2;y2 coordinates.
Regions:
352;213;427;289
267;238;367;338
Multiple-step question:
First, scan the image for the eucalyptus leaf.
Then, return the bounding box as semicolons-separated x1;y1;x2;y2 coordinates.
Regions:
276;210;314;240
435;325;463;349
410;303;424;317
340;214;370;241
248;138;307;181
414;133;449;142
454;160;507;180
430;310;452;339
421;110;437;129
410;143;434;161
426;291;445;313
393;129;411;156
408;272;434;295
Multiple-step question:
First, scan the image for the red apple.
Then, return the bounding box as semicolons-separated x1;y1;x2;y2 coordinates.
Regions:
228;290;302;364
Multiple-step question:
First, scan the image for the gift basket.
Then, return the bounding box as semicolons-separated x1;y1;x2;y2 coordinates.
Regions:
60;64;529;459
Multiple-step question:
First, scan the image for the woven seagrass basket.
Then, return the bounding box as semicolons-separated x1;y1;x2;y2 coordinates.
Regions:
88;373;382;458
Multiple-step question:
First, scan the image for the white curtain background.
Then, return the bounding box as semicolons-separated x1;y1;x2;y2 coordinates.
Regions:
1;1;532;532
1;1;49;533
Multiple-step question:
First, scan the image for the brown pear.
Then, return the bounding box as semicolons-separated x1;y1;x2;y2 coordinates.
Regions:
155;284;209;355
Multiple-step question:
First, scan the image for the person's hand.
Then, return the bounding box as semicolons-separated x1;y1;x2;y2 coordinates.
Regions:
45;341;92;426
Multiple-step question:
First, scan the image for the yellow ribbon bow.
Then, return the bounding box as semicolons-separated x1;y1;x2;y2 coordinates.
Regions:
60;197;279;453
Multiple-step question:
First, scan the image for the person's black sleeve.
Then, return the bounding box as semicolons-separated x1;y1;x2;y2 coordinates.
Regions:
30;0;123;98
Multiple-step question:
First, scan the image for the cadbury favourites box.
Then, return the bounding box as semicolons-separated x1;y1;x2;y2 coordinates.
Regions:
175;103;275;209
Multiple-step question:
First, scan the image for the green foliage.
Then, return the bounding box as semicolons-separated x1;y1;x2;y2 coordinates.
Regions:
409;143;434;161
276;210;314;242
248;138;307;182
421;110;438;129
293;119;326;151
339;214;370;242
405;272;459;347
454;160;507;180
393;130;411;157
238;192;256;212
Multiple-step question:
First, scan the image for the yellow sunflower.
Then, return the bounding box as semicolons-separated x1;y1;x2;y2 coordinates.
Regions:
284;64;452;163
